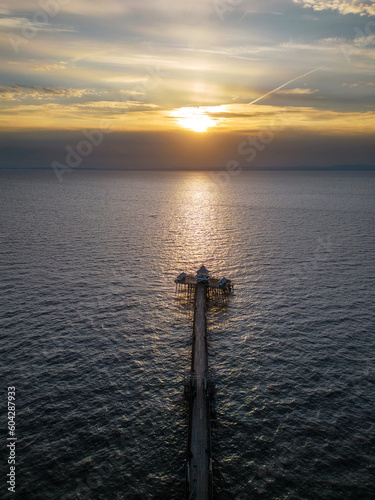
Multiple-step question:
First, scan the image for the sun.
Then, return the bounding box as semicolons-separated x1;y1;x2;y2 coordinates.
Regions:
171;107;217;132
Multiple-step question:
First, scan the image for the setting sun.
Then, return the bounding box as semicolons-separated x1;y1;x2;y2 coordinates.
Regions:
170;107;217;132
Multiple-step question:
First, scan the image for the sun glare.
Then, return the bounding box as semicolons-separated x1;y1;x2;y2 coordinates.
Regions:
171;107;217;133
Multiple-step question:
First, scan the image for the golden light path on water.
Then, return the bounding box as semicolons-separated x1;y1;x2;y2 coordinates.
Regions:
164;173;240;278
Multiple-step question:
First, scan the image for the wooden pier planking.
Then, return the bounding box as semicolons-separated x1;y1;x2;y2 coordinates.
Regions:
188;283;210;499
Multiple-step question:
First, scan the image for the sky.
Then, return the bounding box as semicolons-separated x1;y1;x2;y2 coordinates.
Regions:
0;0;375;170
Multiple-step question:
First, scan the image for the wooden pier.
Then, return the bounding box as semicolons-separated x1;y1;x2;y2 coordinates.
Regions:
188;282;211;499
176;266;233;500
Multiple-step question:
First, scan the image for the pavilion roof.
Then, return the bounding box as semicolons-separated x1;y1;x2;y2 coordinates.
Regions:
196;265;210;275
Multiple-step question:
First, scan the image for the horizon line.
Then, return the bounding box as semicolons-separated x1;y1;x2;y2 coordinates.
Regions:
1;165;375;172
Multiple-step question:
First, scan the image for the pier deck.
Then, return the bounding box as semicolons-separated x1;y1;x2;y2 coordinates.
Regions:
187;283;211;500
179;266;232;499
178;275;222;288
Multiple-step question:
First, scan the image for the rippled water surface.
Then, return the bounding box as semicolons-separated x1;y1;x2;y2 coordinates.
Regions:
1;170;375;499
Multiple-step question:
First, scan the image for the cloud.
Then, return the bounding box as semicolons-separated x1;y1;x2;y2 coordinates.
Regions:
343;81;375;87
76;100;160;112
0;85;91;100
0;85;155;105
0;0;210;23
0;14;75;33
103;76;147;84
293;0;375;17
0;16;29;29
1;129;374;170
0;0;131;18
33;63;67;71
277;88;319;95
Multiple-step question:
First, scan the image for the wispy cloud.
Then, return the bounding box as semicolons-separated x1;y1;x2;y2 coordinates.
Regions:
293;0;375;17
0;16;29;29
277;88;319;94
343;81;375;87
0;14;75;33
0;85;91;100
33;63;67;71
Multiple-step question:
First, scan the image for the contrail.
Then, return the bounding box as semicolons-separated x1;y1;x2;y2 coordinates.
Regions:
248;65;327;105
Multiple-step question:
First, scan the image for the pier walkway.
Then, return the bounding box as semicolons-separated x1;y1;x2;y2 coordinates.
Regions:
187;283;212;500
177;266;232;500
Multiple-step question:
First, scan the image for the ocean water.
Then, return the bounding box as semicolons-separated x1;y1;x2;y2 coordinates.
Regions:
1;169;375;500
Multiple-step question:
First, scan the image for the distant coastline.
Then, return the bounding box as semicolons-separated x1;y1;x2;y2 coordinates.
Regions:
1;165;375;172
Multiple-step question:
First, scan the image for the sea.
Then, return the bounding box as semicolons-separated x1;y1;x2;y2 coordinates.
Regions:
1;169;374;500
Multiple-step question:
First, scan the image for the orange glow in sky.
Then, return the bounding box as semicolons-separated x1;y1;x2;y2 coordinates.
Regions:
170;107;218;133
